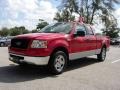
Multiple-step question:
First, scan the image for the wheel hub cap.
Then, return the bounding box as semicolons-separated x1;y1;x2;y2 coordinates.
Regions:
54;55;65;72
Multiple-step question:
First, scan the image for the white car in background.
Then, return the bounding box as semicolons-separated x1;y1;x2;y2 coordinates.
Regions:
110;37;120;45
0;37;13;47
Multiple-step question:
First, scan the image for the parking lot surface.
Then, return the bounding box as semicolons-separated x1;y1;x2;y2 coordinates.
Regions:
0;46;120;90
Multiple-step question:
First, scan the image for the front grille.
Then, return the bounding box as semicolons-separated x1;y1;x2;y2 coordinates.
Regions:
11;38;30;49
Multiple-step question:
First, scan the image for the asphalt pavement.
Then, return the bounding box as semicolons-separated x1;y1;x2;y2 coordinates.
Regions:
0;46;120;90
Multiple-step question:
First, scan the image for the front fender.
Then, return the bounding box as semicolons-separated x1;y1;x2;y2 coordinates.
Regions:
48;39;70;54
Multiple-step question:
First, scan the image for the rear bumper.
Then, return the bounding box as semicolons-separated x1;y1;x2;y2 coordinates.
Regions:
9;53;50;65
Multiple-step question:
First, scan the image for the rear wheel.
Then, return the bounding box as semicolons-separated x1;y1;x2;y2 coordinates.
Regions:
48;51;67;75
97;47;106;61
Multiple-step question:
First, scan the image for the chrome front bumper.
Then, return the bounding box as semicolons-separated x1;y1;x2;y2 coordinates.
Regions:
9;53;50;65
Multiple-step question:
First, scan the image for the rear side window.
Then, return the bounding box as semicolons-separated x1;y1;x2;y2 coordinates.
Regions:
85;25;94;35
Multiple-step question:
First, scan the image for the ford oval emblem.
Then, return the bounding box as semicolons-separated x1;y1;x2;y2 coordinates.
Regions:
16;42;21;46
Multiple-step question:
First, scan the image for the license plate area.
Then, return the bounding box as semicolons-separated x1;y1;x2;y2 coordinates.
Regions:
10;54;24;61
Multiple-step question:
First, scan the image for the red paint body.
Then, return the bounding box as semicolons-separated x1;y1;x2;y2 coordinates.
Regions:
9;23;110;57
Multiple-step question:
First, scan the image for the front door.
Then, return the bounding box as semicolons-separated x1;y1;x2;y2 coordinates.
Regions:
69;24;89;60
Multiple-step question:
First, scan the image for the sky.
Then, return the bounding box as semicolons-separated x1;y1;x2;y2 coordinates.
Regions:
0;0;120;33
0;0;59;30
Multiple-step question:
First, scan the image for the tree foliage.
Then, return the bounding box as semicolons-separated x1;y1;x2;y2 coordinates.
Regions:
36;19;49;31
102;24;120;38
0;19;49;36
54;9;75;22
0;26;29;36
10;26;29;36
31;29;38;33
58;0;120;24
54;0;120;37
0;27;9;36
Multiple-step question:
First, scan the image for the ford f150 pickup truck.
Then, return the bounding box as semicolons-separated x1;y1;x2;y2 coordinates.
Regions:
8;22;110;74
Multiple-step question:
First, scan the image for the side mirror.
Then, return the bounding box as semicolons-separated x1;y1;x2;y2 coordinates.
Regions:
74;31;85;37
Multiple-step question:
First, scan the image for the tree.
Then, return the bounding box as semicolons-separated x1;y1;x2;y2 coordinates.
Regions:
10;26;29;36
100;8;120;37
58;0;120;24
102;26;119;38
56;0;120;37
19;26;29;34
10;27;21;36
101;18;120;38
0;27;9;37
31;29;38;33
54;9;75;22
36;19;48;31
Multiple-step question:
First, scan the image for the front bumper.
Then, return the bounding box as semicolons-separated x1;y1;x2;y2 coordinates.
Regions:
9;53;50;65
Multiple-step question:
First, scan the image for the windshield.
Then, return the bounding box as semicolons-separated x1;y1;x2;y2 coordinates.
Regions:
39;22;72;34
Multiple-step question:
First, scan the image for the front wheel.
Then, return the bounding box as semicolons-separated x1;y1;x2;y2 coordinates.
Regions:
97;47;106;61
48;51;67;75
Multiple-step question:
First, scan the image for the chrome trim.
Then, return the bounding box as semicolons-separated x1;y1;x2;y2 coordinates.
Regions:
9;53;50;65
69;49;101;60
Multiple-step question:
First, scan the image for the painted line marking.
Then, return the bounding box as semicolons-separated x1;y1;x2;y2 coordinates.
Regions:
111;59;120;63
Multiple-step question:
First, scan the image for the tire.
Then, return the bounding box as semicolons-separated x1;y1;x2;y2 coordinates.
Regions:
0;42;5;47
97;47;106;62
48;51;67;75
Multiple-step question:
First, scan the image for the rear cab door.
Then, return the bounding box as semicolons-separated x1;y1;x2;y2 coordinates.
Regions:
85;25;97;50
85;25;102;54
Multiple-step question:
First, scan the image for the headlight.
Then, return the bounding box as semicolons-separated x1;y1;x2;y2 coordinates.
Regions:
31;40;47;48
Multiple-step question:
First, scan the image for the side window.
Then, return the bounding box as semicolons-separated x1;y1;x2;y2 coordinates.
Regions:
75;24;86;35
85;25;94;35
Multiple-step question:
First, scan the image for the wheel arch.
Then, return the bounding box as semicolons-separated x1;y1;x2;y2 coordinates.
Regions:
102;44;107;49
50;46;69;60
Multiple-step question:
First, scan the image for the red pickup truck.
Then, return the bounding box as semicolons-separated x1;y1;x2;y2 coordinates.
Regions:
9;22;110;74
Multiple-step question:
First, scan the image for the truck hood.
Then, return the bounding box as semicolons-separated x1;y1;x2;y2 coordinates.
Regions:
16;33;68;40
